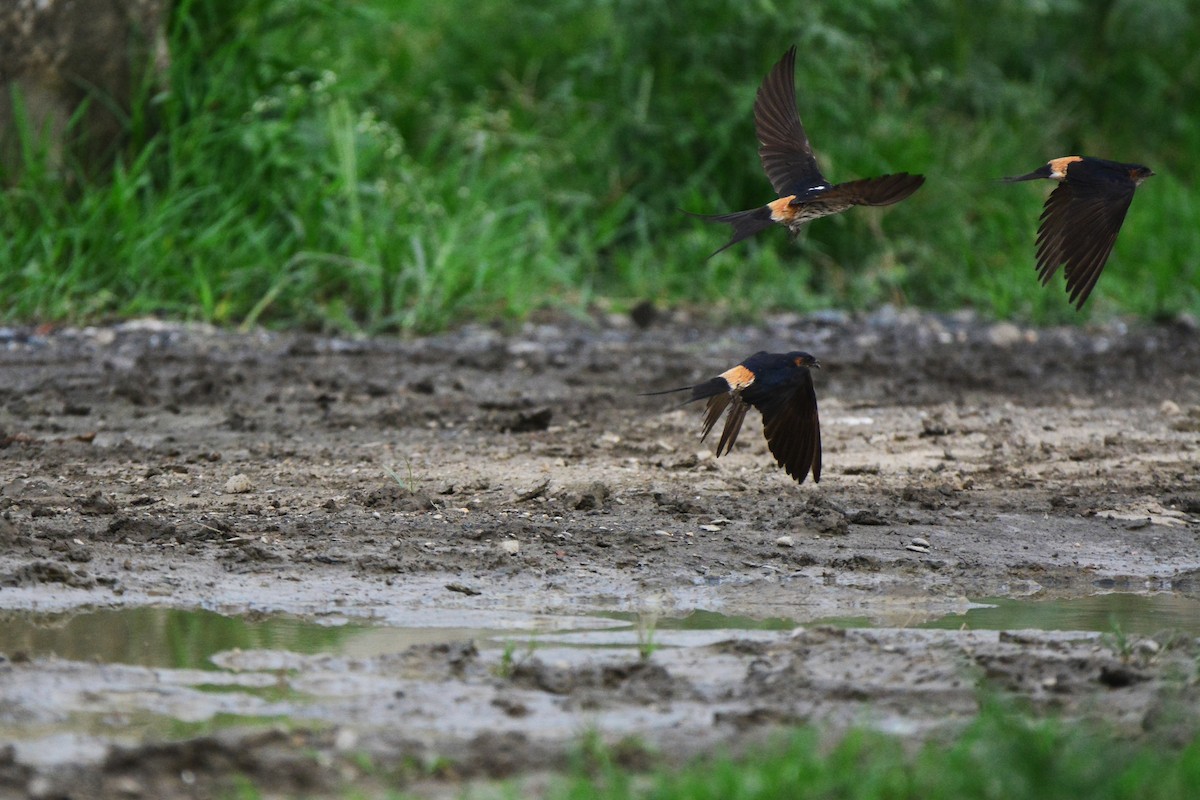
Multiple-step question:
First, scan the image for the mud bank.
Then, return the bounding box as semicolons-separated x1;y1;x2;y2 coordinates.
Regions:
0;310;1198;798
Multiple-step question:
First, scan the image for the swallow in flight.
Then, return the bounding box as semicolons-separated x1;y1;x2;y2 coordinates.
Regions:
647;351;822;485
1003;156;1154;310
689;45;925;257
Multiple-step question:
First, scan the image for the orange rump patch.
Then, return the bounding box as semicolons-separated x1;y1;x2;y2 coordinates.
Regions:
720;364;756;391
768;195;798;222
1047;155;1083;180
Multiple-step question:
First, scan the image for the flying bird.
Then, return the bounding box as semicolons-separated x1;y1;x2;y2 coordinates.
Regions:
1003;156;1154;310
647;351;822;485
689;45;925;257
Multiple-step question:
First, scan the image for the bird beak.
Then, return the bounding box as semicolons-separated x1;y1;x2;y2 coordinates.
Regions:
812;359;822;369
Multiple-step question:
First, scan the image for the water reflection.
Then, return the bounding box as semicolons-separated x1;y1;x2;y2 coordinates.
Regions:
0;593;1195;671
606;609;795;632
0;607;365;669
614;594;1200;638
920;593;1200;636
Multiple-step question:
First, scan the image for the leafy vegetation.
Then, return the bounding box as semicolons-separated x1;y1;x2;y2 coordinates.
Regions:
542;704;1200;800
220;702;1200;799
2;0;1198;332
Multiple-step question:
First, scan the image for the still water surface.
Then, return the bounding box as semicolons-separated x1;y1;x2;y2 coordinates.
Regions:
0;592;1195;670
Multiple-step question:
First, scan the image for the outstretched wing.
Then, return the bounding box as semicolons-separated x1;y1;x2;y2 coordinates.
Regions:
754;45;826;196
803;173;925;207
753;373;821;484
706;394;751;457
1035;176;1136;310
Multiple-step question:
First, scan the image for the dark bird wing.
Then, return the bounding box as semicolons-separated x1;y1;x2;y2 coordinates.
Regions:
710;395;751;457
1035;175;1136;310
754;45;826;196
803;173;926;208
753;372;822;484
677;376;750;457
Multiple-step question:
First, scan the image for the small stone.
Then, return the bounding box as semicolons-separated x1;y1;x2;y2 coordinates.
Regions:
507;408;553;433
986;322;1023;347
113;776;142;797
1136;639;1161;657
630;299;658;329
498;539;520;554
775;535;794;547
1160;400;1182;417
27;777;54;800
334;727;359;752
514;479;549;501
911;537;930;548
905;544;930;554
565;481;609;511
224;473;254;494
699;524;721;532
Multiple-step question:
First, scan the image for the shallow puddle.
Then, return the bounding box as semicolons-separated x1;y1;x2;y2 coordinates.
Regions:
626;593;1200;637
1;592;1196;671
0;607;530;670
919;592;1200;637
0;607;374;670
795;594;1200;637
1;592;1196;769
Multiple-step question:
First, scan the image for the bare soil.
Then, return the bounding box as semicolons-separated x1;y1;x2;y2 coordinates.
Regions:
1;310;1199;799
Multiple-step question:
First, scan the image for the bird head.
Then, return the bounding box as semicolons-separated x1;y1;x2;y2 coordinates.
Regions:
789;352;820;369
1130;165;1155;184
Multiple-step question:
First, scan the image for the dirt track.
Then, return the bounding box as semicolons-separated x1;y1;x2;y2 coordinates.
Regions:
1;310;1199;798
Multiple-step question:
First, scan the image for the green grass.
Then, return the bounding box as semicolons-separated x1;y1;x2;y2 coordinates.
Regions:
2;0;1199;332
219;702;1200;799
545;706;1200;800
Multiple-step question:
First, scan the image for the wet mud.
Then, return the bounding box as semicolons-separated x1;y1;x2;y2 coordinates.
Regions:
0;310;1198;798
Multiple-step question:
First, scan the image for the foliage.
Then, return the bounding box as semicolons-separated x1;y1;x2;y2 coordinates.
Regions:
2;0;1197;331
547;702;1200;800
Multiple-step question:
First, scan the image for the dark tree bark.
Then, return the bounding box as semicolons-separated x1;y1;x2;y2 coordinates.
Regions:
0;0;168;176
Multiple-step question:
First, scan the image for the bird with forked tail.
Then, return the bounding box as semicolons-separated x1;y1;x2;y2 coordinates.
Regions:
645;351;822;485
1003;156;1153;310
688;45;925;257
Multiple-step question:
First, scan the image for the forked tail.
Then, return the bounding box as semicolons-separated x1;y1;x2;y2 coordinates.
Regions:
640;376;730;404
685;206;774;258
1000;164;1053;182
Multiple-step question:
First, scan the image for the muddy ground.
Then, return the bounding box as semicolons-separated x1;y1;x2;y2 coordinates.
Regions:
0;309;1198;799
